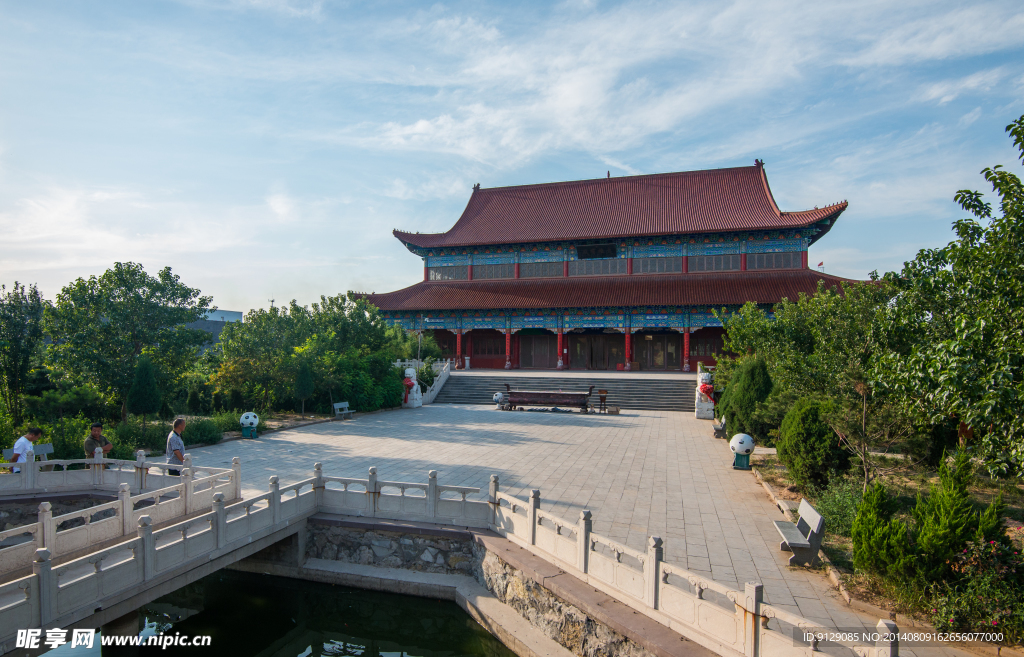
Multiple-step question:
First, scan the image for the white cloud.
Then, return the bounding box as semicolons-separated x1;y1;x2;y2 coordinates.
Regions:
922;69;1006;105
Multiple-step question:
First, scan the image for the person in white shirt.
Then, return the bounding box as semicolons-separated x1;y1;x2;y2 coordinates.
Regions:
12;427;43;473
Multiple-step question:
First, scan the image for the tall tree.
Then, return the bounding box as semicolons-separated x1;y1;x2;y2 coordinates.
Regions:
876;115;1024;475
127;355;161;428
45;263;211;421
294;361;314;418
0;283;46;425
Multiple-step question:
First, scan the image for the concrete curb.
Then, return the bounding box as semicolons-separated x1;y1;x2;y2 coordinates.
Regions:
751;468;852;604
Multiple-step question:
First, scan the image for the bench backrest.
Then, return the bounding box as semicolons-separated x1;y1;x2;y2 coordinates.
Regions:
2;443;55;460
797;499;825;539
333;402;350;411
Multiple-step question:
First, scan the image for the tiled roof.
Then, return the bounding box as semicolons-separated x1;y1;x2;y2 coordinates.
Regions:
364;270;858;311
394;165;846;249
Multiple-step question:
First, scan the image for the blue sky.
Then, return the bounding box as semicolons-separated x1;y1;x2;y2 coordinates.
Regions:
1;0;1022;312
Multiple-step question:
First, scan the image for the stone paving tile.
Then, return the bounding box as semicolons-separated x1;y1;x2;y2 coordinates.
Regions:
186;404;974;656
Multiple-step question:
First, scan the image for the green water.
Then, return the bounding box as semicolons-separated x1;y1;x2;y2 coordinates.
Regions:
127;570;517;657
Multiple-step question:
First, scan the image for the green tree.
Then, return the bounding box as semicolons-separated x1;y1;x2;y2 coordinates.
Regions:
777;397;849;489
876;115;1024;474
294;360;314;417
721;358;773;442
45;263;211;421
0;282;46;425
127;356;161;428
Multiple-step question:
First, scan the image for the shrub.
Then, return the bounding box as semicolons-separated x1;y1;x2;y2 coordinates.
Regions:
416;358;437;390
112;420;167;455
913;450;1006;581
811;479;861;537
777;397;849;489
182;418;221;446
931;540;1024;645
851;483;912;580
721;358;773;442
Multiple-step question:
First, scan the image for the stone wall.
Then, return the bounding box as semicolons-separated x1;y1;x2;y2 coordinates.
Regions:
306;522;481;576
478;550;654;657
304;520;657;657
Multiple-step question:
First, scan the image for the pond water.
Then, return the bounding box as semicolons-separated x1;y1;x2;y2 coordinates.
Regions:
46;570;517;657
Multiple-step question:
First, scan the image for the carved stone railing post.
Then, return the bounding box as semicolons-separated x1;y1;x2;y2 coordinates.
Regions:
313;462;324;507
269;476;281;524
119;483;133;536
33;548;55;624
212;493;226;549
24;449;35;490
645;536;663;609
37;502;54;551
135;450;146;490
367;467;378;517
182;468;194;514
231;457;241;500
875;619;898;657
93;447;104;486
488;475;499;526
577;510;592;573
427;470;438;519
528;490;540;546
138;516;155;581
183;453;193;473
741;582;763;657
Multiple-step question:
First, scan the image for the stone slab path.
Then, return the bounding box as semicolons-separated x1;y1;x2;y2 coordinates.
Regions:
188;405;975;656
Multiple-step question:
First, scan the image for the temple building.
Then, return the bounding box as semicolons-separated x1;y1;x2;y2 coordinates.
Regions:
366;161;851;371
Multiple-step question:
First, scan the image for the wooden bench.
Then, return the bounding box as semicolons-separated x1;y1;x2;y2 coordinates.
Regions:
774;499;825;566
502;384;594;412
3;442;54;462
333;402;354;420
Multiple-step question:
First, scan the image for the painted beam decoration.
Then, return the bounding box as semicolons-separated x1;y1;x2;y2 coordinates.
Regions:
461;312;506;331
511;310;559;330
564;308;626;329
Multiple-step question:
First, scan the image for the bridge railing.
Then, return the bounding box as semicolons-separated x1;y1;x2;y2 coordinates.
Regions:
1;463;899;657
0;453;240;575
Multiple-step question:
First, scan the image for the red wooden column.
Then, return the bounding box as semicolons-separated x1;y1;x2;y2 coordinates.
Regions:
563;261;569;277
557;329;565;370
801;251;808;269
683;329;690;372
740;254;747;271
514;263;520;278
455;331;463;369
681;256;688;273
504;330;512;369
627;258;633;275
424;266;429;281
624;328;632;370
467;264;473;280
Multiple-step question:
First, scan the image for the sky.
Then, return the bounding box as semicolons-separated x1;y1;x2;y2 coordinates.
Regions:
1;0;1022;312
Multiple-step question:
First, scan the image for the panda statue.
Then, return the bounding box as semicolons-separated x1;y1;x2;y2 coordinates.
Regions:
493;392;505;410
729;433;754;470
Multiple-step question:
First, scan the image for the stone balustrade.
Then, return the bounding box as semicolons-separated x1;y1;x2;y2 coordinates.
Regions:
0;450;240;575
0;463;897;657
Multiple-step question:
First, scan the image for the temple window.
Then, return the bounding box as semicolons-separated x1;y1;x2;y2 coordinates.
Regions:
473;263;515;279
472;336;506;356
568;258;628;276
687;254;741;272
635;256;683;274
576;243;618;259
428;266;469;281
520;261;563;278
748;252;800;270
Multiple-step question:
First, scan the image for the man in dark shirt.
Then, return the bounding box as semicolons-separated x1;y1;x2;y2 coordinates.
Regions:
83;423;112;459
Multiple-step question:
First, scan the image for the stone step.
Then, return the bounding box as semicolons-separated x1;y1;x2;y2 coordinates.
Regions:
432;374;697;411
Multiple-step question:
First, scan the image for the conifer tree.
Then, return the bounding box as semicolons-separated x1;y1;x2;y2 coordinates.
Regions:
126;355;161;429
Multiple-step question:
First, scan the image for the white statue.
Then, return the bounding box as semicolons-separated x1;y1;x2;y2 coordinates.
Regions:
402;367;423;408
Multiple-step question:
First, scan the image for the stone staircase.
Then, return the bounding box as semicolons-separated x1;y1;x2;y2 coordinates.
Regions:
432;373;696;412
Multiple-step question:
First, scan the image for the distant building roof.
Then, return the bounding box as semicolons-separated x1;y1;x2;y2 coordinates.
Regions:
205;310;244;322
394;164;846;250
365;269;855;311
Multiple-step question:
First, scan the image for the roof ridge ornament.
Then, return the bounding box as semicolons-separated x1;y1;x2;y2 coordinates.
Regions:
472;183;481;191
755;159;764;168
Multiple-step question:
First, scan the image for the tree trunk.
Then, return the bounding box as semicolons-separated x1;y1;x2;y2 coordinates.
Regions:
122;398;128;423
301;399;305;419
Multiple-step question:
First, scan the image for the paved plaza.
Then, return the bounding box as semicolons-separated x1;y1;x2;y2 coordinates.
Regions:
188;404;972;656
